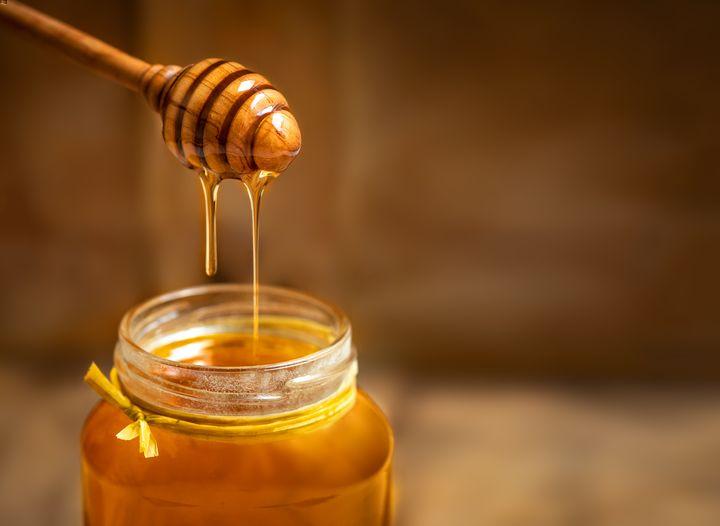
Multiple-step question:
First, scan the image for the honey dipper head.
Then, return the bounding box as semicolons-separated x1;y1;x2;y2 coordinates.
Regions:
141;59;301;176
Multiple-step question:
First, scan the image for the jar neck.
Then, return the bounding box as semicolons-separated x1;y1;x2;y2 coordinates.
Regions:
113;285;357;430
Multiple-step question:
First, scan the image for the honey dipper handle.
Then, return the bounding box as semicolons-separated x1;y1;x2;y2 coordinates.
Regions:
0;1;150;91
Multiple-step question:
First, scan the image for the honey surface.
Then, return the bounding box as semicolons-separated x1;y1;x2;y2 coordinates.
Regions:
151;329;321;366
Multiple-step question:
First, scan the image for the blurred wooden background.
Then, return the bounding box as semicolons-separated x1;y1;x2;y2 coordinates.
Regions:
1;0;719;378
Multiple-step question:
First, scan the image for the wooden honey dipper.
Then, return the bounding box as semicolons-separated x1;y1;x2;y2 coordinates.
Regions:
0;1;302;175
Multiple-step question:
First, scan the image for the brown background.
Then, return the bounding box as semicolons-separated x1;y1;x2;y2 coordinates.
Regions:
3;0;720;378
1;1;720;525
2;0;720;377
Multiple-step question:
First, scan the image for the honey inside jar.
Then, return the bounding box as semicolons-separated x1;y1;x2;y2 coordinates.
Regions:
150;320;327;367
81;285;394;526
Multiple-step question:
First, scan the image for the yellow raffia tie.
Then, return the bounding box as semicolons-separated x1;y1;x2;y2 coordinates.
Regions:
84;363;159;458
84;362;357;460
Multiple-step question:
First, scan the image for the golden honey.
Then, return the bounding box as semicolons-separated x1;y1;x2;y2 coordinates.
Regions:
151;327;320;366
80;285;394;525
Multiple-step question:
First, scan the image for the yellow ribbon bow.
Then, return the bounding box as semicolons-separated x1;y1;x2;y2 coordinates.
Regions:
83;363;159;458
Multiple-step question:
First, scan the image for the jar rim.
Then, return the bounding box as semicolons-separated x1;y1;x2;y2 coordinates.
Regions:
118;283;351;372
114;283;357;419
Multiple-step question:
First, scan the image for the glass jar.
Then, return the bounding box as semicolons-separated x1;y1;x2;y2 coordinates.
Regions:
81;284;394;525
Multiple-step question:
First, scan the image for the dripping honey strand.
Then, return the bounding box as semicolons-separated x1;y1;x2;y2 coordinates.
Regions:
198;169;221;277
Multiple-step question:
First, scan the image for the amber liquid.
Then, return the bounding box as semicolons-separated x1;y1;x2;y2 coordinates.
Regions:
198;168;274;344
151;326;323;367
81;331;393;525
